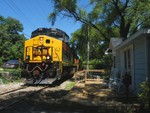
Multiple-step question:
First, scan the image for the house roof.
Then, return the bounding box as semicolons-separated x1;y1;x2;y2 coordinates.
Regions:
105;38;122;55
115;28;150;50
109;38;122;49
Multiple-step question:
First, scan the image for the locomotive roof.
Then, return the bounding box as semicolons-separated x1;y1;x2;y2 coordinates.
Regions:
31;28;70;40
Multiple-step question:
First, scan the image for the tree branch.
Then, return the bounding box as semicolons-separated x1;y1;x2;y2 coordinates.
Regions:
64;6;110;41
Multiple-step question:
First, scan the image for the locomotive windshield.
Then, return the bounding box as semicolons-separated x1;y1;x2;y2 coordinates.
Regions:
31;28;69;42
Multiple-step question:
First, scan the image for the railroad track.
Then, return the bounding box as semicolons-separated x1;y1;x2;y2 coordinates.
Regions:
0;80;75;113
0;86;49;111
0;86;28;96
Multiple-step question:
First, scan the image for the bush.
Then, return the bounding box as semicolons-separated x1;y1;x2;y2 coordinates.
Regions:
138;81;150;111
0;69;22;84
89;59;106;69
0;58;2;66
9;69;21;80
0;74;10;84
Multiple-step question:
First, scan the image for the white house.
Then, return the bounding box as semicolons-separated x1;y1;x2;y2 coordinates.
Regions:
108;28;150;93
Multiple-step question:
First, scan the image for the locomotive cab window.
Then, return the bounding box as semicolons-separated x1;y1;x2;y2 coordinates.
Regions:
64;35;69;42
58;37;64;41
46;39;50;44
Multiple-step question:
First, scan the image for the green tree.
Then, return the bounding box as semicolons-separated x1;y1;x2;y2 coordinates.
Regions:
70;25;106;60
49;0;150;70
0;16;26;65
49;0;150;39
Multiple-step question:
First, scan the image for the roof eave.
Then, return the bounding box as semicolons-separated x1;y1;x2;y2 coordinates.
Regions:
115;28;150;50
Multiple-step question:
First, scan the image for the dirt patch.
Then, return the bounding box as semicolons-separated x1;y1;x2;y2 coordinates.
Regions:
0;80;141;113
0;83;24;94
64;81;139;106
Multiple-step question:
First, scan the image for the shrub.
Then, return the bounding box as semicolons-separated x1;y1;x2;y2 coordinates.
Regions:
138;81;150;110
0;69;22;84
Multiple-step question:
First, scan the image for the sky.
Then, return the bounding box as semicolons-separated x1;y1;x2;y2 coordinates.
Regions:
0;0;87;38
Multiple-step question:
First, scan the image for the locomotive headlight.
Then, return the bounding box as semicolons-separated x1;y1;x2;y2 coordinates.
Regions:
47;56;50;59
39;37;43;43
46;55;52;61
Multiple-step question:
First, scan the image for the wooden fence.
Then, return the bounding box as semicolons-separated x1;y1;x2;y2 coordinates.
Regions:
74;69;106;83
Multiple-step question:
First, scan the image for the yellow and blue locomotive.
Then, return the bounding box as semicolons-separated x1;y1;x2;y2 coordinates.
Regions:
22;28;78;84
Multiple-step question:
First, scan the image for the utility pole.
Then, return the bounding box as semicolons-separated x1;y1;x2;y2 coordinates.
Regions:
87;24;90;71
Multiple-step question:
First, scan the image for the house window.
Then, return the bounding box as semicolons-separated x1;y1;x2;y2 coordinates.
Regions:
127;49;131;69
124;51;127;69
124;49;131;74
113;56;116;68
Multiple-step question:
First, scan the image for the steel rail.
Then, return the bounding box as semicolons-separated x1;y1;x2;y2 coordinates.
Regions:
0;86;49;111
0;86;27;96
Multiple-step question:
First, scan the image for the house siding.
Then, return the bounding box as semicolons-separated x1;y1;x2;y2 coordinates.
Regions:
115;50;125;78
147;36;150;82
110;29;150;94
134;38;147;93
115;51;121;69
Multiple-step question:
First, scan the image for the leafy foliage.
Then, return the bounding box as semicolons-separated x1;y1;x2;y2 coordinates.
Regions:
0;16;26;65
49;0;150;39
138;81;150;110
49;0;150;70
0;69;22;84
48;1;150;110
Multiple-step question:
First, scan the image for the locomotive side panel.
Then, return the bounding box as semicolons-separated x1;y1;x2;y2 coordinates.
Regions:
62;42;73;65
